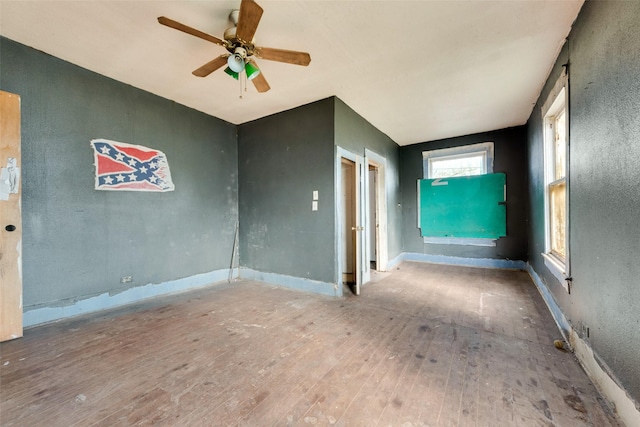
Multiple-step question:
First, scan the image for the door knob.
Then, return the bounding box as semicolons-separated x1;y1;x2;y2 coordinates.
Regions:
5;225;16;232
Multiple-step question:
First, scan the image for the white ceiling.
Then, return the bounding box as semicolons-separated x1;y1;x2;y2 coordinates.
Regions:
0;1;583;146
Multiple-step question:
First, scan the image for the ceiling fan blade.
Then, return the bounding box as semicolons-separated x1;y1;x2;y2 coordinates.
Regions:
248;60;270;93
255;47;311;66
236;0;263;43
192;55;229;77
158;16;226;46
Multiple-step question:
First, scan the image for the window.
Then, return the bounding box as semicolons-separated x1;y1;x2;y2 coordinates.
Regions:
421;142;497;246
542;68;570;289
423;142;494;179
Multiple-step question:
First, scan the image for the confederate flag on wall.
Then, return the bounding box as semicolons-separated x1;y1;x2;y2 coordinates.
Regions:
90;139;174;192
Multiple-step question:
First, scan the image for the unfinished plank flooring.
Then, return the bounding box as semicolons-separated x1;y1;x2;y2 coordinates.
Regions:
0;262;621;426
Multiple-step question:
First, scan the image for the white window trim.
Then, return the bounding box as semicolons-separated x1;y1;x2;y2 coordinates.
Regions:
541;67;571;291
542;252;567;286
422;142;494;179
421;142;496;246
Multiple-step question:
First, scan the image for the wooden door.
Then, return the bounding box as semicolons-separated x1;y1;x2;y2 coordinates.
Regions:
341;159;356;286
339;153;366;295
0;90;23;342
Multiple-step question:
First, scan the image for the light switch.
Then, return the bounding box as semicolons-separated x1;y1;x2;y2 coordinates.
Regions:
312;190;319;201
312;201;318;211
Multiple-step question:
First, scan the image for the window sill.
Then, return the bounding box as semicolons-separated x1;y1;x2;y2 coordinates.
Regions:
424;237;496;247
542;252;569;292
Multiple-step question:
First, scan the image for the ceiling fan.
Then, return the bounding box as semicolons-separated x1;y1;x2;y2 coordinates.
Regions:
158;0;311;93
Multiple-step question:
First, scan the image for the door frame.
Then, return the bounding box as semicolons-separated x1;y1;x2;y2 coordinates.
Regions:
339;157;357;287
335;147;389;295
364;149;388;272
335;147;363;295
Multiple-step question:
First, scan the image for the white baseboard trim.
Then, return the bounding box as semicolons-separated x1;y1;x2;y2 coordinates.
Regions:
526;263;640;426
570;331;640;426
23;268;239;327
239;268;340;297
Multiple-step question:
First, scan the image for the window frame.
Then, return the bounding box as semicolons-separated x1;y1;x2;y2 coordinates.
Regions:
541;68;571;291
421;142;496;246
422;142;494;179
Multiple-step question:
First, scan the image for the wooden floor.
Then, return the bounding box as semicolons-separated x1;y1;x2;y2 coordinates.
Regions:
0;262;621;426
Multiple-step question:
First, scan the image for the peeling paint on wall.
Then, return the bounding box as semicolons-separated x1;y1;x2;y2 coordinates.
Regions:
0;157;20;200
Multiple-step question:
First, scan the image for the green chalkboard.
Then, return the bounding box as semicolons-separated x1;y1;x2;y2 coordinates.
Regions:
418;173;506;238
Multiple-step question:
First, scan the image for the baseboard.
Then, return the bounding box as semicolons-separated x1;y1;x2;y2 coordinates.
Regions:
239;268;340;297
525;264;571;338
386;252;404;270
526;263;640;426
400;252;527;270
23;268;239;327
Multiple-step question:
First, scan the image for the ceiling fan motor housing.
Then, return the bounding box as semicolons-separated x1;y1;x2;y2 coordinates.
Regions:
224;26;237;41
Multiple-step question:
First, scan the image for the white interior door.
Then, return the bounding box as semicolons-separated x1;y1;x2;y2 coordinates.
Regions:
1;90;23;342
347;156;364;295
358;159;370;287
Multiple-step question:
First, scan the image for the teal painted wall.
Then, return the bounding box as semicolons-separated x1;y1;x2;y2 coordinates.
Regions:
237;98;336;286
4;0;640;413
334;98;403;264
237;97;404;289
400;127;529;260
0;37;238;311
527;0;640;404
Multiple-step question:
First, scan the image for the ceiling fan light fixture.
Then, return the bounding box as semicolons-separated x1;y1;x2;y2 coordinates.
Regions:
227;54;245;73
224;66;239;80
245;62;261;80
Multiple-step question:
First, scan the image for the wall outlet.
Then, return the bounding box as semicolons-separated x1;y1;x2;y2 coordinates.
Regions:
121;276;133;283
581;323;590;339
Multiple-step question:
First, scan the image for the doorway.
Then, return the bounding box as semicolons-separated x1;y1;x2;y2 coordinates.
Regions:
364;149;388;274
368;165;378;272
340;157;358;294
336;148;388;296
